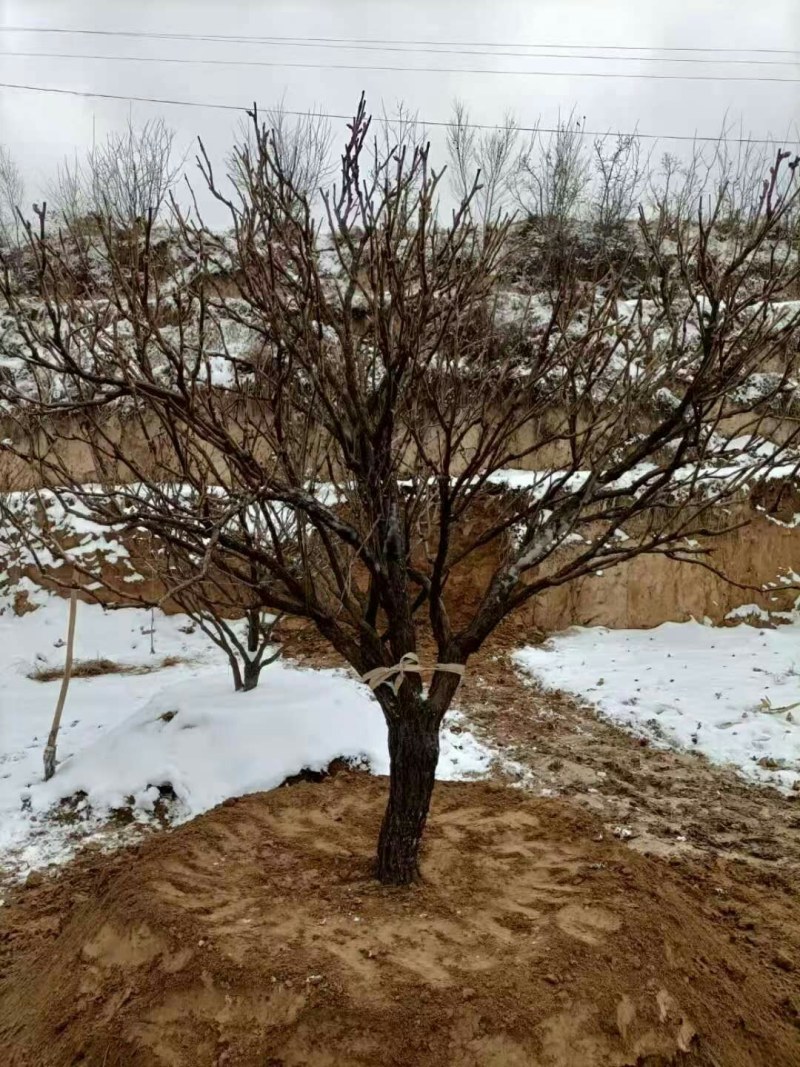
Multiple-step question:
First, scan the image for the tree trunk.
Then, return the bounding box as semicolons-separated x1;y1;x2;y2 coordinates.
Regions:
247;608;260;654
241;656;261;692
229;654;244;691
376;714;440;885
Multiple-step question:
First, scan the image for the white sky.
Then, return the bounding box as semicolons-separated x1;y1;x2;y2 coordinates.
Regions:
0;0;798;219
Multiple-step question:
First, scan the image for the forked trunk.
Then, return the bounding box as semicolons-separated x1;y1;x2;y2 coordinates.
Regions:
241;657;262;692
376;714;440;885
229;652;262;692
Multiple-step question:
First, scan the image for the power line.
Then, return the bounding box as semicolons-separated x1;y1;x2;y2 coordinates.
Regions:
0;81;244;113
2;25;800;58
0;81;795;148
1;49;799;83
0;32;795;67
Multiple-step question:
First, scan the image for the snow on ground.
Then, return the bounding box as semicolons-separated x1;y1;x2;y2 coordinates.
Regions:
515;620;800;792
0;596;495;881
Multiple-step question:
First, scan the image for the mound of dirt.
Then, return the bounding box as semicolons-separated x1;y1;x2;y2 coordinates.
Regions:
1;775;798;1066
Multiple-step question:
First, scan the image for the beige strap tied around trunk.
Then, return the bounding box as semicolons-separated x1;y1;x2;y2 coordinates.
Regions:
361;653;465;696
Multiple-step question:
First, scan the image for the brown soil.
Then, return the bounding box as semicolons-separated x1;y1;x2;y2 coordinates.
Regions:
1;772;799;1067
284;626;800;870
2;632;800;1066
456;637;800;870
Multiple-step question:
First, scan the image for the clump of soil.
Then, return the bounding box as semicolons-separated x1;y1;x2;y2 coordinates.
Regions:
1;775;798;1066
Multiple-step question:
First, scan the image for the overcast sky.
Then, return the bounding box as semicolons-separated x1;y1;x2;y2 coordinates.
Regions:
0;0;798;220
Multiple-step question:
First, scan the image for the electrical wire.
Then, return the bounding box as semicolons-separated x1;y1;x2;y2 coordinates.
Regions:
0;80;795;148
0;49;799;83
0;33;795;67
2;25;799;58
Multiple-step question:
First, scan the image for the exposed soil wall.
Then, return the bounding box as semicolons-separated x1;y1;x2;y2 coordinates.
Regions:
3;403;794;492
447;498;800;632
9;496;800;634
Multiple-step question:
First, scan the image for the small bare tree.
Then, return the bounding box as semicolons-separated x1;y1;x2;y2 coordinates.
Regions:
591;132;647;245
143;524;284;692
0;448;284;695
447;100;519;224
0;144;24;248
2;98;799;886
378;100;427;163
51;117;181;228
231;99;334;208
515;110;590;237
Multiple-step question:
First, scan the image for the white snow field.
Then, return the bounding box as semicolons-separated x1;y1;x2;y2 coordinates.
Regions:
0;594;494;880
515;620;800;791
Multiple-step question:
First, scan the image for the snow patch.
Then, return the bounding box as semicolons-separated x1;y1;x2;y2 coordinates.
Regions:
0;598;496;879
515;619;800;791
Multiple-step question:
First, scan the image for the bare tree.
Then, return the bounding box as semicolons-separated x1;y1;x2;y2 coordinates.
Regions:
447;100;519;224
231;99;334;208
515;110;590;239
142;524;284;692
0;144;24;247
378;100;427;164
2;98;799;885
590;132;647;246
642;128;796;250
51;117;181;228
0;482;284;693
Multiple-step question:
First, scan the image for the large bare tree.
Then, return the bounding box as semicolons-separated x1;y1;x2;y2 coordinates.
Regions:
1;98;799;883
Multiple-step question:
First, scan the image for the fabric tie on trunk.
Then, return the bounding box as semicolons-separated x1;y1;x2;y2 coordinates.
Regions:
361;653;465;696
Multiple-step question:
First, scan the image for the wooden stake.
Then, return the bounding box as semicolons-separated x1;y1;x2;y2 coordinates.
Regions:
43;589;78;782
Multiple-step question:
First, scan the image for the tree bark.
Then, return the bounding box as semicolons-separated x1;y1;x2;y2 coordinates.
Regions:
229;654;244;691
246;608;260;654
376;712;440;885
242;657;261;692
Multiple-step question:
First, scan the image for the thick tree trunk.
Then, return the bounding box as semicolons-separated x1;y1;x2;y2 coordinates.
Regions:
241;657;261;692
229;654;262;692
376;714;440;885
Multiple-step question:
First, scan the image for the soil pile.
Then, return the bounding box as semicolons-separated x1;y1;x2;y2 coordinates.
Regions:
1;775;798;1066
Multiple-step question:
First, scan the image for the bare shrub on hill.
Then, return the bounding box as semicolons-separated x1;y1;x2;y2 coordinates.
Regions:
588;132;648;268
513;110;590;279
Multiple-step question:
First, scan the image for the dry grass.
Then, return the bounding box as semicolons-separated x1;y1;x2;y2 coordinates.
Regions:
28;654;186;683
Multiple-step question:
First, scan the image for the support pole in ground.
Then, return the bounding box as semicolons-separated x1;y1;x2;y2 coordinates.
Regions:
43;589;78;782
